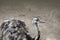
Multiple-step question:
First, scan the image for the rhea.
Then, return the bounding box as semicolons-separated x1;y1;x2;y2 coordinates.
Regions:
0;18;40;40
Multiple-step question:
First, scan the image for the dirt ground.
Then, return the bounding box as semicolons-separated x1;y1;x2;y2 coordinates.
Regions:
0;0;60;40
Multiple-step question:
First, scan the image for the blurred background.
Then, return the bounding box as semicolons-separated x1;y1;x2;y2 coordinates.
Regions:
0;0;60;40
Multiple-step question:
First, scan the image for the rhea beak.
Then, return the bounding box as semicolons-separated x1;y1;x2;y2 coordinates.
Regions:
39;20;45;23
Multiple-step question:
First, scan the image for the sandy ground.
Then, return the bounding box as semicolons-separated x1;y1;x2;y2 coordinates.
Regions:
0;0;60;40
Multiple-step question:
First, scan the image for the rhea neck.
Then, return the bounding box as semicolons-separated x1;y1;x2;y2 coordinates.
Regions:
34;22;40;36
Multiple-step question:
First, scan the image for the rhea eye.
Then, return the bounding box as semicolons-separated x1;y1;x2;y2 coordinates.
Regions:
12;26;16;28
